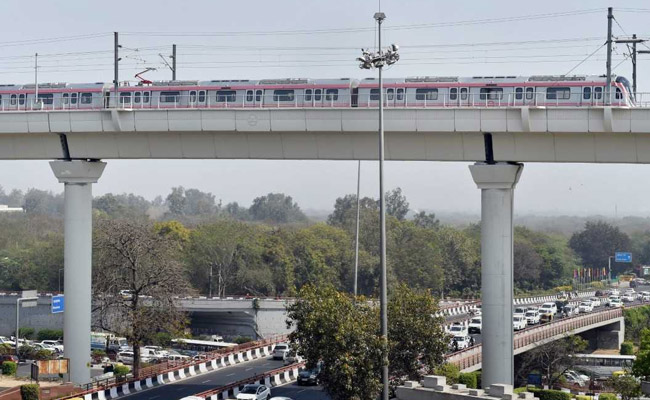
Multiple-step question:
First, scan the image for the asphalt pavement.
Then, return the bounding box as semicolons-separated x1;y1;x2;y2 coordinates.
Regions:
121;356;286;400
270;382;330;400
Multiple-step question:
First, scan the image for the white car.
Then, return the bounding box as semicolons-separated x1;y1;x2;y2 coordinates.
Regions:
116;351;151;365
513;307;527;317
589;297;601;308
32;343;56;354
40;340;64;353
468;317;482;334
236;384;271;400
539;302;557;316
525;310;540;325
578;302;593;313
641;292;650;302
450;335;471;351
610;298;623;308
621;294;635;303
513;316;527;331
447;323;468;337
272;343;290;360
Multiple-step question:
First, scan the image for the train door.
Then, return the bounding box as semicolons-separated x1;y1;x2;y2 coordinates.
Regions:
458;87;470;106
524;87;536;106
245;89;263;107
394;88;405;107
513;87;524;106
593;86;604;105
313;89;322;107
581;87;592;106
385;88;395;107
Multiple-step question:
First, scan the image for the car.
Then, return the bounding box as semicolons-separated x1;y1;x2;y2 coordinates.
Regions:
32;343;56;354
610;298;623;308
272;343;290;360
641;292;650;302
589;297;601;308
284;354;303;366
564;370;586;387
609;289;620;296
450;335;472;351
578;301;593;313
621;294;635;303
116;351;152;365
297;363;322;385
144;345;169;357
40;340;64;353
513;307;527;317
447;323;468;337
468;317;482;334
0;354;19;365
563;305;578;317
513;316;527;331
525;310;540;325
539;302;557;316
236;384;271;400
269;398;293;400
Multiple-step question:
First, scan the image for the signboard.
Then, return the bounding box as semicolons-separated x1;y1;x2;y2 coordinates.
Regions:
643;266;650;276
21;290;37;298
615;252;632;263
37;359;69;375
528;373;542;386
51;295;64;314
21;290;38;308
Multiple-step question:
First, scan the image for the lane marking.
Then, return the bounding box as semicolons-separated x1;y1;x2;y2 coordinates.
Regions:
150;396;160;400
245;367;253;371
227;373;235;376
202;379;211;383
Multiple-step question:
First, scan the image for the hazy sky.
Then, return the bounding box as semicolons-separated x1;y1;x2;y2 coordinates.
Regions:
0;0;649;216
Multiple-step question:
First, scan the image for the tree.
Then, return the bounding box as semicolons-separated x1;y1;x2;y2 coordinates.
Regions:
385;188;409;221
94;193;151;219
249;193;307;223
569;221;631;276
413;211;440;230
517;335;588;388
632;328;650;380
23;189;63;216
608;375;642;400
93;219;190;377
514;239;544;290
166;186;186;215
183;188;218;215
286;284;447;399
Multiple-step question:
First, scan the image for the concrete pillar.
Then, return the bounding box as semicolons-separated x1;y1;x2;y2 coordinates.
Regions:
50;160;106;385
469;162;523;388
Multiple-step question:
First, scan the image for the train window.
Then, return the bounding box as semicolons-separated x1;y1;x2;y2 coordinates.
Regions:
120;92;132;104
10;94;16;105
615;88;623;100
386;88;394;101
460;88;468;100
143;92;150;103
450;88;458;101
326;89;339;101
38;93;54;105
515;88;523;100
190;91;197;103
479;88;503;100
80;93;93;104
18;94;25;105
305;89;312;101
525;87;534;100
273;90;294;102
314;89;322;101
62;93;69;104
546;87;571;100
370;89;380;101
199;91;206;102
246;90;254;102
216;90;237;103
71;93;78;104
255;90;262;102
416;88;439;101
583;87;592;100
397;88;404;100
594;86;603;100
160;91;181;103
134;92;141;104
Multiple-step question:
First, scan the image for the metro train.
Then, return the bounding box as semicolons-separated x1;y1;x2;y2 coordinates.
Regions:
0;74;634;110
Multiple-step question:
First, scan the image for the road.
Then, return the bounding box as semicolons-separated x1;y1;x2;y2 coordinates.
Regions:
270;383;330;400
121;357;286;400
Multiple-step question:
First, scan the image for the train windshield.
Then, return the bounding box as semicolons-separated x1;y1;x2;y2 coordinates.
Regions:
615;76;633;103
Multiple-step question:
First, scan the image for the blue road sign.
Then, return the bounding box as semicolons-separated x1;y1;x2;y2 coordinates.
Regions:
615;252;632;263
52;295;64;314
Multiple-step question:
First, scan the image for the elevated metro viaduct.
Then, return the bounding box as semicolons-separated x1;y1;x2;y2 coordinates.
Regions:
2;105;650;385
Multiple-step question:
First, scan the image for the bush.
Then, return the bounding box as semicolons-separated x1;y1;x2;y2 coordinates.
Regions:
19;327;35;340
475;370;482;388
434;363;460;385
1;361;17;376
575;395;591;400
514;387;530;394
36;329;63;341
459;372;477;389
590;281;605;289
621;342;634;355
151;332;172;347
233;336;253;345
0;343;12;355
20;384;39;400
528;388;571;400
113;365;130;377
598;393;617;400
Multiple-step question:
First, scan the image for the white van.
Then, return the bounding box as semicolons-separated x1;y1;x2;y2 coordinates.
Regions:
273;343;290;360
539;302;557;316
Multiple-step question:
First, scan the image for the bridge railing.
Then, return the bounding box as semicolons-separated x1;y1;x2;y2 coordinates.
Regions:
447;307;626;371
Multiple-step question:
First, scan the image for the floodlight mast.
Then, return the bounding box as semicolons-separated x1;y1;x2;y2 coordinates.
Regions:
357;11;399;400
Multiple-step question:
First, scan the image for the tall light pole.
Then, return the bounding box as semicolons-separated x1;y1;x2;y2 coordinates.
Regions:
357;12;399;400
354;160;361;297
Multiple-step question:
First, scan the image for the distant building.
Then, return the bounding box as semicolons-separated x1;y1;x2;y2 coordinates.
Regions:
0;204;24;212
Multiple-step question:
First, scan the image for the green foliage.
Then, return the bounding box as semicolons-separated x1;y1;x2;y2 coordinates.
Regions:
91;349;106;359
608;374;642;400
569;221;631;276
151;332;173;348
0;343;12;355
232;336;252;345
632;329;650;379
113;365;130;377
20;384;40;400
19;327;35;339
458;372;477;389
434;364;460;385
528;388;571;400
513;387;529;394
575;395;591;400
620;342;634;355
623;305;650;343
598;393;617;400
249;193;306;223
590;281;605;289
518;336;588;388
36;329;63;341
1;361;17;376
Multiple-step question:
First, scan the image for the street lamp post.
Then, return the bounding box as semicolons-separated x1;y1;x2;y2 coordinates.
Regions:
58;268;64;293
357;12;399;400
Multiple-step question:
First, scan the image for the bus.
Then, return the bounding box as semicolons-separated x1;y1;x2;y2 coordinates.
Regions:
171;338;237;354
572;354;636;379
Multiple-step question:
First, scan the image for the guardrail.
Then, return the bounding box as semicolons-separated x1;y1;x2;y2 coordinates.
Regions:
56;334;288;400
447;305;634;371
187;362;306;400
